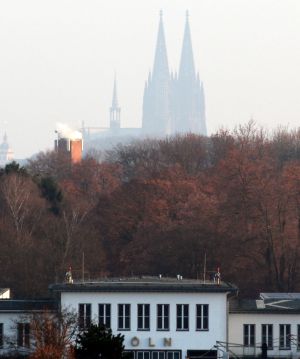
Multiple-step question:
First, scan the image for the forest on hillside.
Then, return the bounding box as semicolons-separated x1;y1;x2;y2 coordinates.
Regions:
1;122;300;298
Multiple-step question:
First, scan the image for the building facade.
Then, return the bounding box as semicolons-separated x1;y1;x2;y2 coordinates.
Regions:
3;279;300;358
229;293;300;358
0;298;57;356
51;277;236;359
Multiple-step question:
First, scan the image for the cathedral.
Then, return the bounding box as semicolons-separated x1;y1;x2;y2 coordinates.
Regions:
83;11;206;150
143;11;207;136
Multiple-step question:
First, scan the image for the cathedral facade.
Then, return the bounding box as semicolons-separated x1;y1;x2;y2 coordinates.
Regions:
142;11;207;136
83;11;207;152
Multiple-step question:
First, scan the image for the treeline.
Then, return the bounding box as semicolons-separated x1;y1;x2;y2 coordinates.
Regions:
1;122;300;298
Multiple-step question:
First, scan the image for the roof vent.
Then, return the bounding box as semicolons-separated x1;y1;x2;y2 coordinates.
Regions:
256;300;265;309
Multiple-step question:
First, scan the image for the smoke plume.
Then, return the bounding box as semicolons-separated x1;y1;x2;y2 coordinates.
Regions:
56;123;82;141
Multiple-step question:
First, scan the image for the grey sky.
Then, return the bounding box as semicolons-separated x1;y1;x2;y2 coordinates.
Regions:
0;0;300;158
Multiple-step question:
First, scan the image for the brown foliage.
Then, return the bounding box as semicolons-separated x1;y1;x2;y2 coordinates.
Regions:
2;124;300;297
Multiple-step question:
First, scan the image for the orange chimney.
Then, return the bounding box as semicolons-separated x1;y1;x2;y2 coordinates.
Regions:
55;136;83;164
70;139;82;163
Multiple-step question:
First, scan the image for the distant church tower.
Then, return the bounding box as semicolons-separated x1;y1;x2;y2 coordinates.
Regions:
110;75;121;131
0;133;14;167
142;10;170;135
142;11;207;136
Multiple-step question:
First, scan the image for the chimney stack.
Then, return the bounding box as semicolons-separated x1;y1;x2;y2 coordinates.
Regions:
55;123;83;163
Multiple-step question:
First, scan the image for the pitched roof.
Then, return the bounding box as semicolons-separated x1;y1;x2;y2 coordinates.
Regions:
230;297;300;314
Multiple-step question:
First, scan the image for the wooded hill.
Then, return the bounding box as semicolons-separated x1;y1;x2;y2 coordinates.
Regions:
1;123;300;298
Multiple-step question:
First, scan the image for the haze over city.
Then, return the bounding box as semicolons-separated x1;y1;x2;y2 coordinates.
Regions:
0;0;300;158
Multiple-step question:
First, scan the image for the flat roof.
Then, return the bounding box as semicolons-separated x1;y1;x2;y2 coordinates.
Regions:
50;277;237;294
0;300;58;313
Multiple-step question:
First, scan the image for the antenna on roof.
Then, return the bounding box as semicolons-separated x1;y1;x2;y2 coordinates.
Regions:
82;252;85;283
203;252;207;283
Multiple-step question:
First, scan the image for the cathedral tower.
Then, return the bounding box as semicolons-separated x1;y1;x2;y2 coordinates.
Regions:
142;11;207;137
171;11;207;135
142;11;170;135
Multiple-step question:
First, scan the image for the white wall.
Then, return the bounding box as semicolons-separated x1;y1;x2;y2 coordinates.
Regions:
0;312;30;356
61;291;228;356
229;313;300;357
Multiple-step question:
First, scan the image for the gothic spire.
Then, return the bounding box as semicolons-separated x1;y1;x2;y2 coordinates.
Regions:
110;75;121;131
178;10;196;82
111;74;119;109
152;10;169;82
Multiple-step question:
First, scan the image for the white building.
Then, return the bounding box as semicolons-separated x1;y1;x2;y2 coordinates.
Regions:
229;293;300;357
50;277;237;359
0;298;57;356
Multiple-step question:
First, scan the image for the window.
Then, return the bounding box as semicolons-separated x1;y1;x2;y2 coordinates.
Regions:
167;351;180;359
79;303;91;330
176;304;189;331
118;304;130;330
99;304;111;328
298;325;300;350
137;351;150;359
17;323;30;348
196;304;209;330
279;324;291;349
138;304;150;330
0;323;3;348
153;352;165;359
243;324;255;347
157;304;169;331
262;324;273;349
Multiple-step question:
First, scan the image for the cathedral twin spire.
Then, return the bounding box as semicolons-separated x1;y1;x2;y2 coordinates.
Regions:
142;11;207;136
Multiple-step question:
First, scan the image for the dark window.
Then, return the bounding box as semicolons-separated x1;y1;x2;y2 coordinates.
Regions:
17;323;30;348
167;351;180;359
118;304;130;330
153;352;165;359
196;304;209;330
138;304;150;330
137;351;150;359
79;303;91;330
98;304;111;328
243;324;255;347
0;323;3;348
279;324;291;349
157;304;169;331
262;324;273;349
176;304;189;330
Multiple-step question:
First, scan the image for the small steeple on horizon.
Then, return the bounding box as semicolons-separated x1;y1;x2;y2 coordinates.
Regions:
111;73;119;109
110;74;121;131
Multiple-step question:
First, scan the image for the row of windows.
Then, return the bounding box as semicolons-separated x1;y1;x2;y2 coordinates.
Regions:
244;324;300;350
79;303;209;331
0;323;30;348
124;350;181;359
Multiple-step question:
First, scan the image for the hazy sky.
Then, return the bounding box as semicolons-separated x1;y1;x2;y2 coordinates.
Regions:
0;0;300;158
